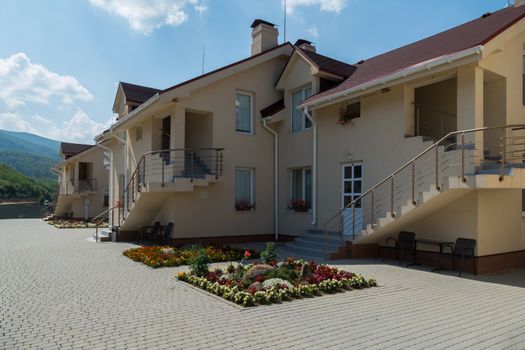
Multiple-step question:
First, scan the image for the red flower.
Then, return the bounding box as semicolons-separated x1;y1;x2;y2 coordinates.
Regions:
244;250;251;258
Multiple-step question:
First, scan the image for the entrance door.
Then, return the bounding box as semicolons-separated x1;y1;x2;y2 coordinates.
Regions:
342;163;363;236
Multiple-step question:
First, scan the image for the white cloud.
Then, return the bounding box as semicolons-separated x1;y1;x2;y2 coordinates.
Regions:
285;0;347;13
0;53;92;110
0;110;114;143
89;0;206;34
307;25;319;38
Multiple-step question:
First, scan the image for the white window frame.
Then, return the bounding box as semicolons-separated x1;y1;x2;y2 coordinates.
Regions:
235;167;255;206
290;167;312;208
291;86;313;133
235;91;254;135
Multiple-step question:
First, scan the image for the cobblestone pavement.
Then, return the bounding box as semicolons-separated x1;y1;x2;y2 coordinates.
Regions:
1;219;525;350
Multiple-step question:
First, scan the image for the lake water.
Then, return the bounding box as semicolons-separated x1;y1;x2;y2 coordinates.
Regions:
0;203;48;219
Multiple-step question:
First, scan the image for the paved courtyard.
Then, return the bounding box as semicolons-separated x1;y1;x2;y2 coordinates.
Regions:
1;219;525;349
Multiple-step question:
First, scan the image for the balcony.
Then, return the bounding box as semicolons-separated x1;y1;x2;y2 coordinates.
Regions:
58;179;97;196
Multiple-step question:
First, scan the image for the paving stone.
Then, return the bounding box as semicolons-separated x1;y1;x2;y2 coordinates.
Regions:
1;219;525;349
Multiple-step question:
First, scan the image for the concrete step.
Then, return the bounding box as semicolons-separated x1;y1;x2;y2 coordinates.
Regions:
279;245;326;260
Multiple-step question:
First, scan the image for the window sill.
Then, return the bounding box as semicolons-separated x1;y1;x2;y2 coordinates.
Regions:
235;209;256;213
236;131;254;136
289;128;312;135
287;209;312;214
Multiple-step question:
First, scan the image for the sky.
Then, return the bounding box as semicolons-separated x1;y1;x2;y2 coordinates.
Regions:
0;0;511;143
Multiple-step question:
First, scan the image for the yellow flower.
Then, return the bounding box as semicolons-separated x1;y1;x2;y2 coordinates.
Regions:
178;271;187;279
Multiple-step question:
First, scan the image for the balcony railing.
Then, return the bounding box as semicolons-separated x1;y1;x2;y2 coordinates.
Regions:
58;179;97;195
119;148;224;224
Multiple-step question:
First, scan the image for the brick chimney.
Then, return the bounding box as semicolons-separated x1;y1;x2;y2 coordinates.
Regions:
251;19;278;56
294;39;316;53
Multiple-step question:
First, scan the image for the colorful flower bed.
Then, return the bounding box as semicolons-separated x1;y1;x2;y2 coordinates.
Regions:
48;219;108;229
123;245;259;268
177;256;377;307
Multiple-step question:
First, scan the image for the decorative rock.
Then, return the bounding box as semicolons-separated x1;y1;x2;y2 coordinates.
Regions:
248;281;263;292
243;264;274;280
161;248;176;255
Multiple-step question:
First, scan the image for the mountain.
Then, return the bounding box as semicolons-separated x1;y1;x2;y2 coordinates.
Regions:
0;129;60;181
0;164;53;203
0;130;60;160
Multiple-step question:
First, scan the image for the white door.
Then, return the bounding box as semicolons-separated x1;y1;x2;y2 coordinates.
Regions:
342;163;363;236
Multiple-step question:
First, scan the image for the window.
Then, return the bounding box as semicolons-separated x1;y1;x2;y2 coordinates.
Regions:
135;126;143;141
103;187;109;207
235;168;254;210
290;168;312;210
235;92;253;133
291;87;312;132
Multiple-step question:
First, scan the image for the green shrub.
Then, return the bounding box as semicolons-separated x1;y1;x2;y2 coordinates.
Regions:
260;242;278;264
188;249;209;277
265;266;298;283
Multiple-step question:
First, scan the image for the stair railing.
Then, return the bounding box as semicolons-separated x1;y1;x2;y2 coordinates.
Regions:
323;124;525;259
91;202;121;243
119;148;224;225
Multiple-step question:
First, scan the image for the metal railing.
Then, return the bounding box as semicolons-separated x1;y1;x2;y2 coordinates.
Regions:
119;148;224;225
415;103;457;140
323;124;525;258
91;202;121;243
58;179;97;195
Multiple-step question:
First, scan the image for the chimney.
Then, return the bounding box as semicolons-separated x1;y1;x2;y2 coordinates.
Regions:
251;19;278;56
515;0;525;6
294;39;316;53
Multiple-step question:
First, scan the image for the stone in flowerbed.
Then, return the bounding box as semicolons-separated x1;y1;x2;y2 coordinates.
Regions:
122;245;259;268
48;219;107;229
177;257;377;307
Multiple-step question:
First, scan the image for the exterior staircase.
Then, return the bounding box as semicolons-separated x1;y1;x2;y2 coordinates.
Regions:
293;125;525;259
117;148;224;232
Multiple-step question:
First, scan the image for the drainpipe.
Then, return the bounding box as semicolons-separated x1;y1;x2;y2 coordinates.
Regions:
262;117;279;241
95;141;114;232
304;106;317;226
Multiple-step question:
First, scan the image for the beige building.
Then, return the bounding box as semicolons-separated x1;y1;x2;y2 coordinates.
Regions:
54;142;109;220
98;6;525;273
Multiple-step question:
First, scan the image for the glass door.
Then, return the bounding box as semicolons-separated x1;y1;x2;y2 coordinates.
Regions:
342;162;363;236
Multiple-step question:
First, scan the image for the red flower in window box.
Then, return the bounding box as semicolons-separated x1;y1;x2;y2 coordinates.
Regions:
288;200;309;212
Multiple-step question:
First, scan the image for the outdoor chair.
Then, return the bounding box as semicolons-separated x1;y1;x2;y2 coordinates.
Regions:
140;221;161;245
160;222;173;245
383;231;416;265
445;238;476;277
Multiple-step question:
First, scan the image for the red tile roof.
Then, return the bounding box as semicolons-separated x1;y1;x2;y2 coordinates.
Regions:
304;6;525;106
120;82;161;104
260;98;285;118
298;48;356;79
60;142;94;159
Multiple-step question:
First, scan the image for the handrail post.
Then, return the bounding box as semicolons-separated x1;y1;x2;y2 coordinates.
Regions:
461;133;466;182
435;145;440;191
215;150;219;179
390;176;395;217
352;203;355;241
371;190;375;228
411;161;416;205
191;151;194;182
161;157;165;187
500;127;506;181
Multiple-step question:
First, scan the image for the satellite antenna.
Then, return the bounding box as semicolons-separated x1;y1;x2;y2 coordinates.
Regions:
283;0;287;43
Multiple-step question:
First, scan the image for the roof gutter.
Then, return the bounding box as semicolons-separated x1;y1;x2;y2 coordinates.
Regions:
109;92;160;132
302;45;484;109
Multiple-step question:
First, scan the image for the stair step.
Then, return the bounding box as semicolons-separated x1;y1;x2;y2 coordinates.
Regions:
295;235;343;247
279;245;327;260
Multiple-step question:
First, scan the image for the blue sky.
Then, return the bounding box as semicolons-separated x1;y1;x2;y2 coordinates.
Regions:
0;0;509;143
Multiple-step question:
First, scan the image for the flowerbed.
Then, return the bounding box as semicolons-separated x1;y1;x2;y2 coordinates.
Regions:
48;219;107;229
177;257;377;307
123;245;259;268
